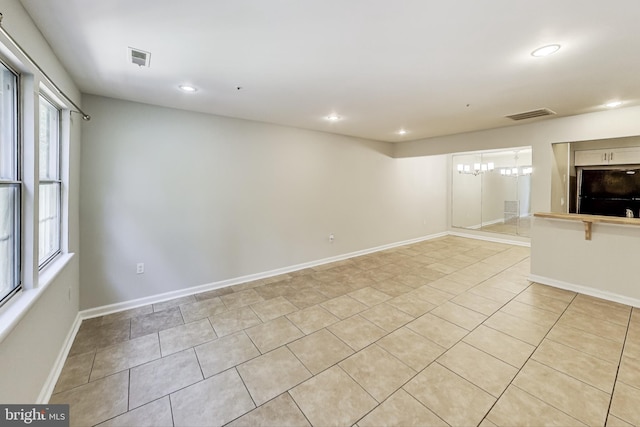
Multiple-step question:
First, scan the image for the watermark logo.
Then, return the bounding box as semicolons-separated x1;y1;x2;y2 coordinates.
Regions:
1;405;68;426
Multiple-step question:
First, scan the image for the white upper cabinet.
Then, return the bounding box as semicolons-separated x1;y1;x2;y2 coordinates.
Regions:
575;147;640;166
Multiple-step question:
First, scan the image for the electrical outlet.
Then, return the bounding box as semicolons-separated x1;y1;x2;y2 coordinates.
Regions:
136;263;144;274
329;233;335;243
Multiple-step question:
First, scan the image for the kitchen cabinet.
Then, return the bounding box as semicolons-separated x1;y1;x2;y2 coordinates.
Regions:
574;147;640;166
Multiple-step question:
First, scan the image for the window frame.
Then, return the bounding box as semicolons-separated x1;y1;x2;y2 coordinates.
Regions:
0;58;21;307
37;93;62;268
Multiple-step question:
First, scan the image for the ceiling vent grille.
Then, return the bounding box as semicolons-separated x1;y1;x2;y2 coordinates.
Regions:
506;108;556;121
128;47;151;67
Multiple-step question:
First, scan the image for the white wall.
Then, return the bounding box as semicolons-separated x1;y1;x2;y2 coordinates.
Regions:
79;95;448;309
0;0;81;402
395;106;640;302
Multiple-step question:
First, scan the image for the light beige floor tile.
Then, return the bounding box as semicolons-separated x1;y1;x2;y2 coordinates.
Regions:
431;276;478;293
159;317;216;356
171;368;255;426
287;329;354;374
194;287;234;301
428;262;459;274
321;295;368;319
245;316;304;353
90;333;160;381
480;276;530;294
569;294;631;326
254;282;297;300
358;389;447;427
69;318;131;356
430;301;487;331
479;418;499;427
406;313;467;349
328;315;387;351
451;292;503;316
314;282;350;299
532;339;618;392
500;300;561;328
468;285;517;304
152;295;196;313
371;279;415;297
438;342;518;397
50;371;129;427
129;348;203;409
209;306;262;337
514;289;572;314
487;385;586;427
386;294;436;317
97;396;173;427
546;323;624;363
557;310;627;343
483;311;549;346
221;288;265;310
513;360;609;426
284;288;327;309
339;344;415;402
527;283;576;302
463;325;535;368
290;365;377;427
403;362;495;427
286;305;339;334
394;273;429;288
377;327;445;371
130;307;184;339
618;355;640;389
100;306;153;325
610;381;640;426
53;350;95;394
195;331;260;378
179;297;227;323
408;285;455;306
624;324;640;360
348;287;392;307
227;393;311;427
237;346;312;406
250;296;298;322
360;303;414;332
607;414;635;427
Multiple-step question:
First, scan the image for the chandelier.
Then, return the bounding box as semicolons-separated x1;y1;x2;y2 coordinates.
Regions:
500;166;533;177
456;162;495;175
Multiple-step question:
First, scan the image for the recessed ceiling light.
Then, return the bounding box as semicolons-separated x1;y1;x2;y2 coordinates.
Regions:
325;114;341;122
397;129;408;136
605;101;623;108
531;44;561;57
179;84;198;93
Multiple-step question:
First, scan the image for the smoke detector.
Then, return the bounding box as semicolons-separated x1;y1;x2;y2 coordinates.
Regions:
128;47;151;67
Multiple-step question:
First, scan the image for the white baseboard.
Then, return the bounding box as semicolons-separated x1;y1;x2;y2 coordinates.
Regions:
448;230;531;247
529;274;640;308
80;231;450;320
38;312;82;403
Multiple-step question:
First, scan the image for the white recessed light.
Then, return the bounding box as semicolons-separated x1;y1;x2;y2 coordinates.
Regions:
397;129;408;136
325;114;341;122
179;84;198;93
531;44;561;57
605;101;623;108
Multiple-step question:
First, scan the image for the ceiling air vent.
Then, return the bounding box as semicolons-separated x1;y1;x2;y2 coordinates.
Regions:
128;47;151;67
505;108;556;121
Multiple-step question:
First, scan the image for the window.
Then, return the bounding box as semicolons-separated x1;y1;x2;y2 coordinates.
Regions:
0;61;20;303
38;95;61;267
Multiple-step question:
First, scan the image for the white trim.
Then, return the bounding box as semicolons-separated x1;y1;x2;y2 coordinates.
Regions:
37;311;82;403
448;230;531;247
0;253;74;342
80;231;448;319
529;274;640;308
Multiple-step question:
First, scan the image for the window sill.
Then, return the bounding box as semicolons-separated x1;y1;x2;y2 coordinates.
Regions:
0;253;75;343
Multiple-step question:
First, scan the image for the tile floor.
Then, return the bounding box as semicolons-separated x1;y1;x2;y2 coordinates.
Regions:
49;236;640;427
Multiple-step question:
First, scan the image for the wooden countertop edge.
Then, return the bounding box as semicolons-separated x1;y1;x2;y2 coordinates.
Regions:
534;212;640;226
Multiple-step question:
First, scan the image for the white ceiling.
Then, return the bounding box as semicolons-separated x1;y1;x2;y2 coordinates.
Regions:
18;0;640;142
